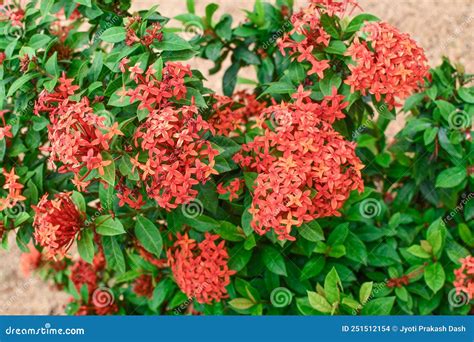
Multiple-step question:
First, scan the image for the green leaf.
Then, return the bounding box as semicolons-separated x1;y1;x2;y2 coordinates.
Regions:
300;257;325;280
424;262;445;294
135;216;163;257
262;81;296;96
360;297;395;315
71;191;86;213
299;220;324;242
100;152;116;186
359;282;373;304
101;27;126;43
324;267;342;305
407;245;431;259
229;298;255;310
435;166;466;188
307;291;332;313
345;14;379;33
96;215;126;236
7;73;40;97
102;236;125;273
154;32;193;51
262;246;287;276
77;229;94;264
45;52;59;77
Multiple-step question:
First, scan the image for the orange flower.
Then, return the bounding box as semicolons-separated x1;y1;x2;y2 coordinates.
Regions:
167;233;236;304
454;256;474;300
33;192;84;259
234;87;364;240
345;21;429;109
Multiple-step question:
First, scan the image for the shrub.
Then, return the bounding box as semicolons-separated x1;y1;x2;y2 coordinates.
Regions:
0;0;472;316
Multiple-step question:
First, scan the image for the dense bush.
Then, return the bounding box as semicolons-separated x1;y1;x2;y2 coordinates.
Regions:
0;0;472;316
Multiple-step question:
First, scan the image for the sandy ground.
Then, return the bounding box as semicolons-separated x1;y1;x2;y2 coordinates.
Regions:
0;0;472;315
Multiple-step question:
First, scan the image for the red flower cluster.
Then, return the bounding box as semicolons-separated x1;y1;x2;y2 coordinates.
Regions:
71;260;98;293
217;178;244;202
167;233;235;304
345;21;429;108
126;61;218;210
1;5;25;27
209;91;266;136
234;87;364;240
32;192;84;259
454;256;474;300
278;1;332;78
35;74;122;190
70;259;118;316
125;16;163;47
133;275;155;298
0;167;25;212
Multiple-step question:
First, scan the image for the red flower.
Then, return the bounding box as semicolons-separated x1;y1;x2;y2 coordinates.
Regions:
217;178;244;202
454;256;474;301
234;88;363;241
133;275;155;298
71;260;98;293
167;233;236;304
20;245;43;277
32;192;84;259
0;167;25;211
34;74;121;189
345;21;429;109
128;62;218;210
209;91;267;136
